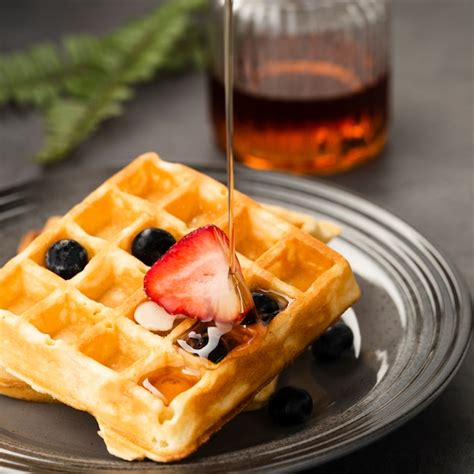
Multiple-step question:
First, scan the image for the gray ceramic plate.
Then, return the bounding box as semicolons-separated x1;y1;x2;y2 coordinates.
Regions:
0;165;471;473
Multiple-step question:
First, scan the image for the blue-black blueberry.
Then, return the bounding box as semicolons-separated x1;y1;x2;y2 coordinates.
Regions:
131;227;176;266
311;321;354;362
242;291;280;325
269;386;313;426
45;239;88;280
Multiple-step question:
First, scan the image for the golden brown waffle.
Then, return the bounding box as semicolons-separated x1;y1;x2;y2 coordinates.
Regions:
0;153;359;462
1;207;339;405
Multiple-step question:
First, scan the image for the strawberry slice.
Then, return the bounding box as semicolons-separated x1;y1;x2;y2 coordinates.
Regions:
144;225;252;324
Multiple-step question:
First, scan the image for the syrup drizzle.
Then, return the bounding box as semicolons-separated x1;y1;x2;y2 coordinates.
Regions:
224;0;236;274
177;321;233;359
224;1;255;319
177;320;263;363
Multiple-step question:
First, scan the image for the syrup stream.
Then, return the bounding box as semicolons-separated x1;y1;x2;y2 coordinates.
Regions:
224;0;236;274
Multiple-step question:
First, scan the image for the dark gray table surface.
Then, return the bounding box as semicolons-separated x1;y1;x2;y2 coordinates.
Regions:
0;1;473;473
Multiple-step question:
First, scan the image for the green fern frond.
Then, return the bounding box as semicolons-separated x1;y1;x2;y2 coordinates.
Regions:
0;44;64;107
36;86;133;163
101;0;207;84
34;0;208;164
0;37;107;107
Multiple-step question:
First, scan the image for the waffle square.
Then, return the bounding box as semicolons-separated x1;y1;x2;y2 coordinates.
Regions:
0;153;360;461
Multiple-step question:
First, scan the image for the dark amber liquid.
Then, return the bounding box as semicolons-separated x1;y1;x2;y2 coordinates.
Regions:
208;63;389;175
141;367;199;404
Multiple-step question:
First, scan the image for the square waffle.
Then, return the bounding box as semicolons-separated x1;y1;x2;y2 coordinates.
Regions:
0;153;360;462
0;194;339;405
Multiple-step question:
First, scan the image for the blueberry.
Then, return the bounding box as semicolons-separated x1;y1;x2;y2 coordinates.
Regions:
132;227;176;266
311;322;354;362
45;239;88;280
269;386;313;426
252;291;280;324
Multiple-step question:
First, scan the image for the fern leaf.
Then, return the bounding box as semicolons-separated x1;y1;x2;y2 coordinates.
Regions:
98;0;207;84
35;0;207;164
0;37;106;107
36;86;133;163
0;44;62;107
0;0;206;107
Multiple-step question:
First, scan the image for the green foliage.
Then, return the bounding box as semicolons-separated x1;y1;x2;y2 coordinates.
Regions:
0;37;104;107
0;0;208;163
0;43;67;107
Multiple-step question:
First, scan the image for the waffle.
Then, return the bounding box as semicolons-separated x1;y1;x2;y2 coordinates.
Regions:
1;207;339;405
0;153;359;462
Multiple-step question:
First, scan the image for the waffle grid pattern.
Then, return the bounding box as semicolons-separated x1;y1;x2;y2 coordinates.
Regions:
0;153;359;461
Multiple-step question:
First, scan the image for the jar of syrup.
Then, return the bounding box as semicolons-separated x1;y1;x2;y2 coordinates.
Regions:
208;0;390;175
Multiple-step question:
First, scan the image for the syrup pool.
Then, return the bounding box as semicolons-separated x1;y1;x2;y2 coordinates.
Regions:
140;367;200;405
176;289;291;362
176;320;263;364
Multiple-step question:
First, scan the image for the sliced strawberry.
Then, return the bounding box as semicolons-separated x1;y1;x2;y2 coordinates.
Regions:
144;225;252;324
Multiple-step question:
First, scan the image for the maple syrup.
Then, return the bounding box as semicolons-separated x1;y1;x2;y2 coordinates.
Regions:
224;0;236;271
175;289;290;362
209;0;390;175
177;320;263;363
173;1;281;366
223;0;255;325
141;367;200;404
209;68;389;175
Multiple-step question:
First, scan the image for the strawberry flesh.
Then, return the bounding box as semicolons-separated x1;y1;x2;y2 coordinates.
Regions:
144;225;252;324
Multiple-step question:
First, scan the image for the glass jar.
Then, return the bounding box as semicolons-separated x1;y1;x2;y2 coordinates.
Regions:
208;0;390;175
